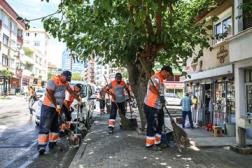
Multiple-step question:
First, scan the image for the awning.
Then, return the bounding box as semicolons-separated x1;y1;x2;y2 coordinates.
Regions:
183;64;233;82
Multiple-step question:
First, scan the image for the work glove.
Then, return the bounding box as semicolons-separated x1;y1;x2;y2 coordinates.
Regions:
56;105;61;114
160;96;166;107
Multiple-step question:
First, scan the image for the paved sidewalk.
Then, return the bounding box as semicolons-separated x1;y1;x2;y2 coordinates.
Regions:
163;118;252;147
69;115;252;168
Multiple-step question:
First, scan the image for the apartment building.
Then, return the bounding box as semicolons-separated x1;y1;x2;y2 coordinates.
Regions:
0;0;25;95
184;0;252;144
62;49;86;73
23;28;49;87
94;63;126;87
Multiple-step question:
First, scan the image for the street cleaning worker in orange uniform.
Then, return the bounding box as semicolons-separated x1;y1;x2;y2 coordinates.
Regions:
104;73;131;134
60;83;82;135
144;66;173;149
37;71;81;155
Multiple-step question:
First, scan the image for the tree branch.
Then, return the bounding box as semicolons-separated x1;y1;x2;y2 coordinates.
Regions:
145;15;154;37
156;0;162;35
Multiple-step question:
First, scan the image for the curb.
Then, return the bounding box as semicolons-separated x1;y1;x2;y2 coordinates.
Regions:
68;142;88;168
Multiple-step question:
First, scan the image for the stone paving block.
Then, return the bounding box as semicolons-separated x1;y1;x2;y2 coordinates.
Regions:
70;115;252;168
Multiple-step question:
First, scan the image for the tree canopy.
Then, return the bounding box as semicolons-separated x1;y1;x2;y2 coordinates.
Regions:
43;0;217;72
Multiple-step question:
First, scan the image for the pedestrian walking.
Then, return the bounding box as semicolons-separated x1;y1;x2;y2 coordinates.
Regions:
37;70;81;155
181;93;194;129
144;65;173;149
104;73;131;134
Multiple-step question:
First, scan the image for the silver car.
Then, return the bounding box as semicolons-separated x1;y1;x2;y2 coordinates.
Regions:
164;93;181;106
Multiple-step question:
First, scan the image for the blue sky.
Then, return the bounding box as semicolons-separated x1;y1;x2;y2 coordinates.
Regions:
6;0;66;68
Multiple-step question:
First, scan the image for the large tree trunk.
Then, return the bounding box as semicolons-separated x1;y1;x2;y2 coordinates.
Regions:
126;59;153;131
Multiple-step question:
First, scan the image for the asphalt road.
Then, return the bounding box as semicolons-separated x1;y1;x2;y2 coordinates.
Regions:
0;96;39;168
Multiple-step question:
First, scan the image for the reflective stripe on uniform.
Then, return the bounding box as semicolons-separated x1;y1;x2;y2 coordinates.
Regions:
155;133;161;145
146;136;155;147
38;134;49;145
108;119;116;127
49;132;59;142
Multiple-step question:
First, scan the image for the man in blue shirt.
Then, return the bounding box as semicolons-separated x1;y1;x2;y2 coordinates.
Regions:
181;93;193;129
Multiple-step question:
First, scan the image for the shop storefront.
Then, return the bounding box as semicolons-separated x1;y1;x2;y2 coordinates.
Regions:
185;64;235;134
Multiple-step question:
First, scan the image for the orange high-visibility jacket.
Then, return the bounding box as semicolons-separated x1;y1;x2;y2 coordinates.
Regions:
144;72;165;109
43;75;69;108
107;80;127;103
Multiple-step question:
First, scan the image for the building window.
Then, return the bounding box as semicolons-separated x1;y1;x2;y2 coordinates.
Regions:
2;11;10;29
245;69;252;113
34;41;40;46
243;0;252;30
10;59;15;68
18;29;23;37
3;34;9;46
11;40;16;49
2;54;8;67
26;33;29;36
35;33;37;37
11;22;17;35
214;16;232;44
245;69;252;83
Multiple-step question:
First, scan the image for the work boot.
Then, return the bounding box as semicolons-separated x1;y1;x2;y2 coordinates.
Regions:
156;143;168;149
146;145;162;151
153;145;162;151
38;147;45;155
145;145;154;150
108;127;114;134
49;142;56;150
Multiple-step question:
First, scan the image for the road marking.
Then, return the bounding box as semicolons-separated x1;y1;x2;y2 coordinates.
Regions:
4;140;38;168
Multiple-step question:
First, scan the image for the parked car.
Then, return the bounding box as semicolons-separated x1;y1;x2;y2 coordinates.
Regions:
32;89;46;126
164;93;181;106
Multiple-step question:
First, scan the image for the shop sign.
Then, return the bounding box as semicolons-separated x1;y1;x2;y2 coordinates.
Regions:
217;45;228;64
164;82;184;89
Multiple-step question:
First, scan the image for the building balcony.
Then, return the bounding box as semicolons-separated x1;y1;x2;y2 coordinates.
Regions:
17;36;23;45
228;27;252;62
